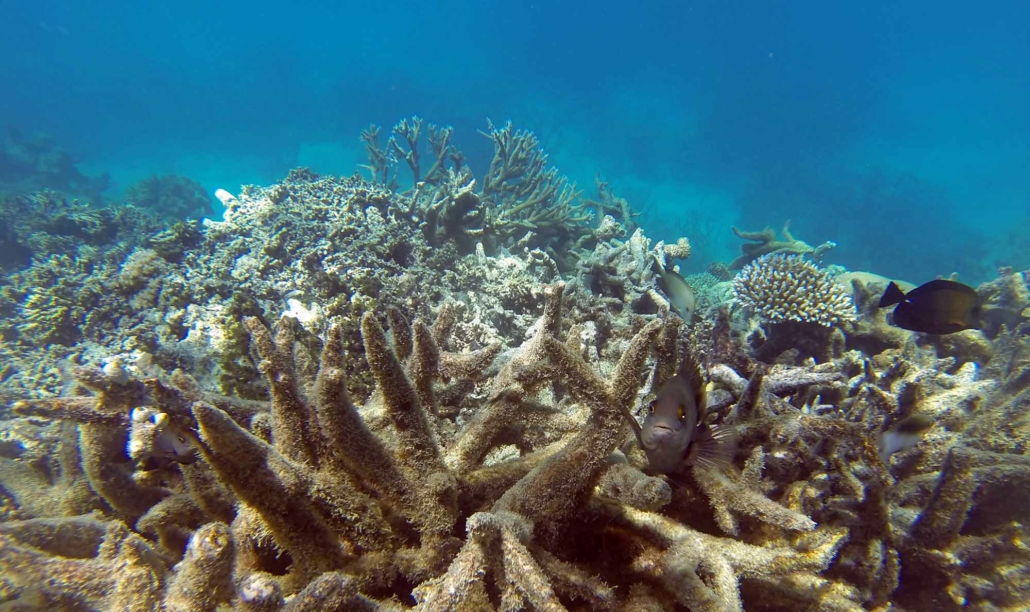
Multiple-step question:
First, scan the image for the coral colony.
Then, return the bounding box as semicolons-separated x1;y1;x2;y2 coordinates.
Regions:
1;117;1029;611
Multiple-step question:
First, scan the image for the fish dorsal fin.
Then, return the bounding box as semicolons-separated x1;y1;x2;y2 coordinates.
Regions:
651;253;667;274
909;279;977;299
678;346;707;414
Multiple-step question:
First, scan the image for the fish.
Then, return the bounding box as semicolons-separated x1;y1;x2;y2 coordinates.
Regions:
878;413;935;464
878;279;981;335
132;411;201;471
623;347;732;474
654;256;696;322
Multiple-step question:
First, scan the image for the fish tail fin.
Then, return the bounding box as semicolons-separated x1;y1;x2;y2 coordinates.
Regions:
686;423;737;470
878;282;907;308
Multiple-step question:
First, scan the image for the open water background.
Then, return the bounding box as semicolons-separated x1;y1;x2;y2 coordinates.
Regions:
2;1;1027;282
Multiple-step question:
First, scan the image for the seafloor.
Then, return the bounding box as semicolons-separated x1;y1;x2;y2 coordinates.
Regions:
0;119;1028;611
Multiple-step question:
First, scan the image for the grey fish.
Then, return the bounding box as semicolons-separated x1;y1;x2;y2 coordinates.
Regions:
655;263;696;322
878;413;934;464
624;347;732;474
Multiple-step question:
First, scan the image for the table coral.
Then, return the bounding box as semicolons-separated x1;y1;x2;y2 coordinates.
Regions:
729;221;836;270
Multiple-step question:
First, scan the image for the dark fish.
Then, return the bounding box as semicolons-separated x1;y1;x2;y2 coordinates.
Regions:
654;258;696;322
878;280;981;335
623;348;732;474
878;413;935;464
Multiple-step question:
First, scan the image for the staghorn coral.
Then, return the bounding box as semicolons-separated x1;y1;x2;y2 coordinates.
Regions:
582;174;640;233
1;281;861;611
477;119;592;256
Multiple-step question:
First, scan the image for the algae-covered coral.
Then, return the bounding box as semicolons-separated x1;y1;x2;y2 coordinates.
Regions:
1;118;1028;611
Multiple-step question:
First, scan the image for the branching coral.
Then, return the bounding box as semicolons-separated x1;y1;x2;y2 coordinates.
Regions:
732;253;855;364
582;174;639;232
733;254;854;328
0;279;867;611
478;120;591;251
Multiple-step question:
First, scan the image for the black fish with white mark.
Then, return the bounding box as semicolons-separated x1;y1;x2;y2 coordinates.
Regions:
878;279;981;335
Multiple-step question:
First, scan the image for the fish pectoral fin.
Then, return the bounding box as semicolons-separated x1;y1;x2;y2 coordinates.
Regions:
686;423;737;470
620;405;645;447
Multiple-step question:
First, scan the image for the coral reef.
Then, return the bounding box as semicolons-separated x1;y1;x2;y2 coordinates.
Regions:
0;129;110;202
0;119;670;403
1;118;1028;611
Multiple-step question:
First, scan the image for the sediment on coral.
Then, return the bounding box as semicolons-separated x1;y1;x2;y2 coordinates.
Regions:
2;120;1029;610
2;278;882;611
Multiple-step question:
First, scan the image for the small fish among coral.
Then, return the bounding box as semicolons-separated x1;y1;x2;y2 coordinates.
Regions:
128;407;200;471
879;279;982;334
654;256;697;322
627;348;732;474
878;413;935;464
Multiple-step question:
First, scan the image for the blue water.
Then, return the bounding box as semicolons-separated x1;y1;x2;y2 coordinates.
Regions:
2;1;1027;283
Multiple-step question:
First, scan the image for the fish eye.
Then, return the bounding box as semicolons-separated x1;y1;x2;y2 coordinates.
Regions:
677;405;686;421
648;402;655;414
177;436;186;443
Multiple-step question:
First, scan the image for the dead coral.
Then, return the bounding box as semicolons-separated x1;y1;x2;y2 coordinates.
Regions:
729;221;836;270
701;322;1030;609
2;280;869;611
893;447;1030;609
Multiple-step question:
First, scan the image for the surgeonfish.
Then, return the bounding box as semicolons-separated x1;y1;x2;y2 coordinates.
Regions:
878;413;935;464
878;279;981;335
654;256;696;322
623;346;732;474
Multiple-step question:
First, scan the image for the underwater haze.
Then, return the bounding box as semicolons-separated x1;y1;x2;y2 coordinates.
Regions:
3;2;1030;611
2;0;1028;282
